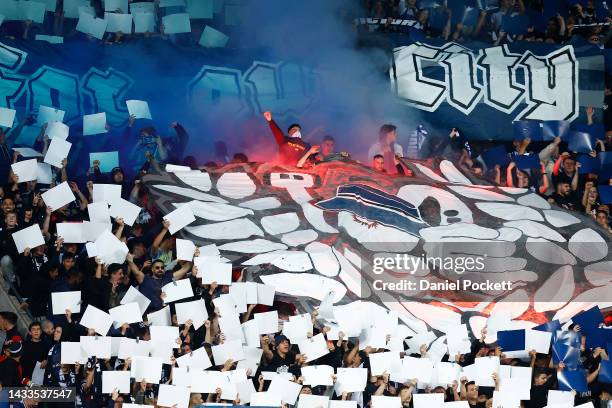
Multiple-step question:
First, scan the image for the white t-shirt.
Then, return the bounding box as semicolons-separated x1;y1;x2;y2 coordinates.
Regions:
367;142;403;161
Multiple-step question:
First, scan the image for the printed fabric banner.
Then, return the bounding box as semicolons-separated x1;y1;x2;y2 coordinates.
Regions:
390;40;605;140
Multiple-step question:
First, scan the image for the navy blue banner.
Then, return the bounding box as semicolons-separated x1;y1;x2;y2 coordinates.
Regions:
0;37;606;175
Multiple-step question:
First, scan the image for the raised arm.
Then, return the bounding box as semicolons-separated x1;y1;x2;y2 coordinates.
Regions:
539;163;549;195
297;146;319;168
151;219;170;252
172;261;192;280
126;253;145;284
571;163;580;191
506;161;516;187
263;111;285;146
170;122;189;160
155;135;168;161
69;182;88;211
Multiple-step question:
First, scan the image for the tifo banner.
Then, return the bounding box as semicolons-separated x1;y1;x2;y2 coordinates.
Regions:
391;41;605;140
143;158;612;327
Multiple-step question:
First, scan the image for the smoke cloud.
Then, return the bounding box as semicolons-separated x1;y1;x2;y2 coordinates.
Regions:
186;0;426;164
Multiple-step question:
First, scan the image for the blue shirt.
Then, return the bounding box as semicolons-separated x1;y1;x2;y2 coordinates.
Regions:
138;271;173;312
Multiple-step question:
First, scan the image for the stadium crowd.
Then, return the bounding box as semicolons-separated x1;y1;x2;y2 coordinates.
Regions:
0;1;611;408
0;105;609;408
360;0;612;47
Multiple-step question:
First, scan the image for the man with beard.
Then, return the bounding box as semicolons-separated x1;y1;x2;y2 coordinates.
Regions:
127;256;192;312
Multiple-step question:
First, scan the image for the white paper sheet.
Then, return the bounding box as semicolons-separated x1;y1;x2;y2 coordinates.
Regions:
333;303;364;337
190;370;226;393
118;338;150;359
126;100;152;119
60;341;87;364
413;393;444;408
434;362;461;386
250;392;281;407
147;306;171;326
159;0;185;6
301;365;334;386
88;201;111;224
51;290;81;314
44;137;71;168
176;239;196;261
102;370;131;393
42;181;75;211
76;13;107;39
106;337;121;358
329;401;357;408
83;112;108;135
0;107;16;127
235;380;257;404
282;318;311;343
80;335;111;358
149;325;180;346
369;351;402;376
46;121;69;140
267;378;302;405
548;390;574;406
175;298;208;330
80;304;114;335
161;279;194;303
37;105;65;125
186;0;212;18
93;183;122;204
130;356;163;383
241;319;260;348
236;347;263;374
12;159;39;183
104;12;132;32
105;0;128;12
199;25;229;48
334;367;368;393
20;0;46;22
200;262;232;285
108;197;141;226
297;333;330;363
12;224;45;253
83;221;111;242
95;229;129;265
372;396;401;408
13;147;41;158
257;284;275;306
254;310;279;334
31;362;45;385
475;356;500;387
395;356;434;385
130;1;155;13
162;13;191;34
492;391;520;408
163;204;196;234
133;11;155;33
243;281;257;304
36;162;53;184
56;223;85;243
212;339;245;364
120;286;151;315
525;329;552;354
175;346;212;370
109;302;143;326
